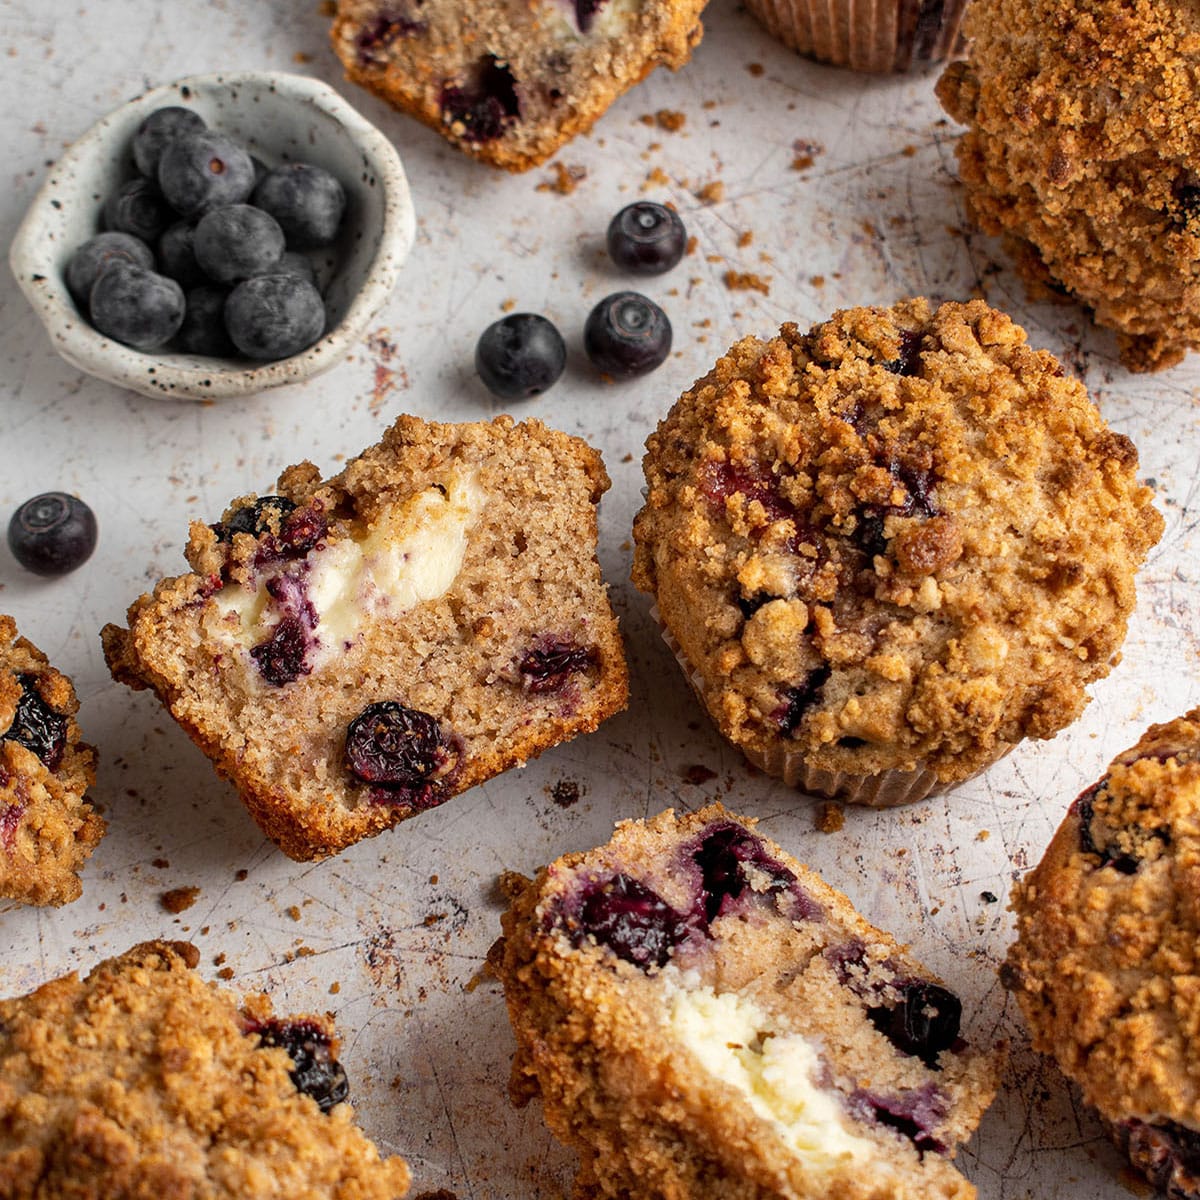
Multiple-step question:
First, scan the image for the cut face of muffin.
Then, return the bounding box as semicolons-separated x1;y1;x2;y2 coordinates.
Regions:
0;940;411;1198
1006;708;1200;1199
0;614;102;907
493;804;1004;1200
103;414;628;861
330;0;707;170
632;299;1163;794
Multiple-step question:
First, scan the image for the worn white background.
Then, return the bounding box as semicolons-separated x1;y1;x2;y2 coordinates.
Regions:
2;1;1199;1196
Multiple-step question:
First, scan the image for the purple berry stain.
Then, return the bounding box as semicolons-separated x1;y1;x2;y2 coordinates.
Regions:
692;822;797;924
518;638;598;693
441;56;520;143
849;1083;948;1155
249;573;318;687
573;874;694;969
4;676;67;770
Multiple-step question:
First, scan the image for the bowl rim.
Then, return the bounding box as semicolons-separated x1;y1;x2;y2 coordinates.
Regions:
8;70;416;402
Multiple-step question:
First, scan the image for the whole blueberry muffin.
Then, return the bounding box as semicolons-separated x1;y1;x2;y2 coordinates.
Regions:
632;299;1163;805
0;614;102;907
744;0;965;73
492;804;1004;1200
1006;709;1200;1199
103;414;628;860
0;940;410;1197
937;0;1200;371
329;0;707;170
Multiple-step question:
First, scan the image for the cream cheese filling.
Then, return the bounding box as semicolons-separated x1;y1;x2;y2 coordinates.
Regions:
663;974;873;1171
213;467;484;670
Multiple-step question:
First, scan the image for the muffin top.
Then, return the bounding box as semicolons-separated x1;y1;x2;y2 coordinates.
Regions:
632;298;1163;783
1006;708;1200;1128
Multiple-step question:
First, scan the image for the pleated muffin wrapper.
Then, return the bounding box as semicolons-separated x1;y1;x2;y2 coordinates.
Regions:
744;0;968;73
650;604;1010;808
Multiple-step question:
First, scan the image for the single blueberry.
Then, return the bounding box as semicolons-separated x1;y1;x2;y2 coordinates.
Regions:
216;495;298;541
89;262;185;350
3;675;68;769
583;292;672;378
102;177;173;244
574;874;693;969
158;131;256;217
193;204;286;285
606;202;687;275
224;274;325;361
252;163;346;248
693;823;796;925
173;286;235;357
517;638;597;691
8;492;98;578
157;221;206;289
132;106;207;178
250;614;312;686
256;1020;349;1114
65;232;154;307
476;313;566;399
867;982;962;1069
345;702;449;788
270;250;317;286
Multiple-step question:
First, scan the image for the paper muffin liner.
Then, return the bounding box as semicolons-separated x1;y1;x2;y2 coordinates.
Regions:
743;0;968;73
650;604;1008;808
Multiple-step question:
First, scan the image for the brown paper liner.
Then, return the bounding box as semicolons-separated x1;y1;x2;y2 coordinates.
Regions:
743;0;968;73
651;604;1010;808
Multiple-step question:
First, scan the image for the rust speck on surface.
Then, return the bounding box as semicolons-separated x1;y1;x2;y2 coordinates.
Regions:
550;778;581;808
682;764;717;786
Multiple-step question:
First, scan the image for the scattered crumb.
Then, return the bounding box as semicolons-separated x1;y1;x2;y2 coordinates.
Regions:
702;99;717;110
902;144;917;157
976;829;991;842
816;802;845;833
694;180;725;205
810;274;825;287
655;109;686;132
161;886;200;914
330;981;341;994
213;952;226;966
980;891;999;904
737;230;754;248
500;297;516;313
463;967;490;994
791;155;814;171
723;270;771;295
705;254;724;264
536;162;587;195
151;857;170;869
286;904;302;921
621;452;634;463
685;235;698;257
638;113;656;126
861;220;880;238
682;764;718;786
293;51;313;64
643;166;670;189
423;911;447;926
217;967;235;981
550;778;581;808
296;946;316;958
747;62;765;76
235;868;249;881
429;874;439;885
619;539;632;550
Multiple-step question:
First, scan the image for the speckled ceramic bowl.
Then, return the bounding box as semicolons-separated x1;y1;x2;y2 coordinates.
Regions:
9;72;415;401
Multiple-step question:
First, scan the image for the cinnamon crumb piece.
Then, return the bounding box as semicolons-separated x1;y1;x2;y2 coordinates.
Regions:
638;113;656;126
644;166;670;189
816;802;845;833
217;966;234;980
685;235;698;256
500;298;516;313
536;162;587;195
286;904;302;921
297;946;316;957
723;270;771;295
902;144;917;157
791;156;814;171
694;180;725;205
152;857;170;869
747;62;765;76
234;869;248;881
810;275;825;287
656;109;686;132
161;886;200;914
737;230;754;248
330;981;341;994
293;51;313;64
706;254;724;264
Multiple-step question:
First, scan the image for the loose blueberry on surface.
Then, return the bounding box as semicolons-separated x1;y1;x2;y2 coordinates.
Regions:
89;262;185;350
102;177;174;244
583;291;672;378
158;131;256;217
867;981;962;1069
253;163;346;249
692;823;797;924
132;106;208;178
773;667;832;738
255;1019;350;1114
224;274;325;361
476;314;566;400
174;286;235;357
574;874;693;969
66;232;154;306
517;638;597;692
193;204;286;285
3;675;68;770
8;492;98;578
606;202;687;275
157;221;206;289
440;56;520;143
345;702;449;787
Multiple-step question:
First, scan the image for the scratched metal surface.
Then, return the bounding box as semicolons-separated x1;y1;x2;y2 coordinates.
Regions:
1;1;1197;1196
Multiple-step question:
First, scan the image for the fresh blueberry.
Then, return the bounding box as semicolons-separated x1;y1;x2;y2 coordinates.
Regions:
440;56;520;143
89;262;185;350
132;106;207;178
224;274;325;360
517;638;597;691
573;874;693;969
476;313;566;399
8;492;98;578
255;1019;349;1114
692;823;796;924
102;177;173;244
216;495;298;541
270;250;317;286
174;286;235;357
158;131;255;218
193;205;285;285
345;702;449;788
583;292;672;378
252;163;346;248
157;221;206;289
867;982;962;1069
606;202;687;275
65;232;154;306
3;675;68;769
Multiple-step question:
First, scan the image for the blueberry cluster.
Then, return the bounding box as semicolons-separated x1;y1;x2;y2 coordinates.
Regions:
474;201;681;399
66;106;347;362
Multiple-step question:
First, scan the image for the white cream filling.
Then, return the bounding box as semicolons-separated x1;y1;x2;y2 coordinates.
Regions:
663;975;873;1172
213;468;484;671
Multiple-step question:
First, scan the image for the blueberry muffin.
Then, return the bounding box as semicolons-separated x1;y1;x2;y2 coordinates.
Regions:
0;940;410;1198
103;414;628;860
492;804;1004;1200
0;614;102;906
330;0;708;170
744;0;965;73
1006;709;1200;1199
632;299;1163;805
937;0;1200;371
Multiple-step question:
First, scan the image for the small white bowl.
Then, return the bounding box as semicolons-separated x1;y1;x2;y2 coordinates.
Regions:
9;72;415;401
